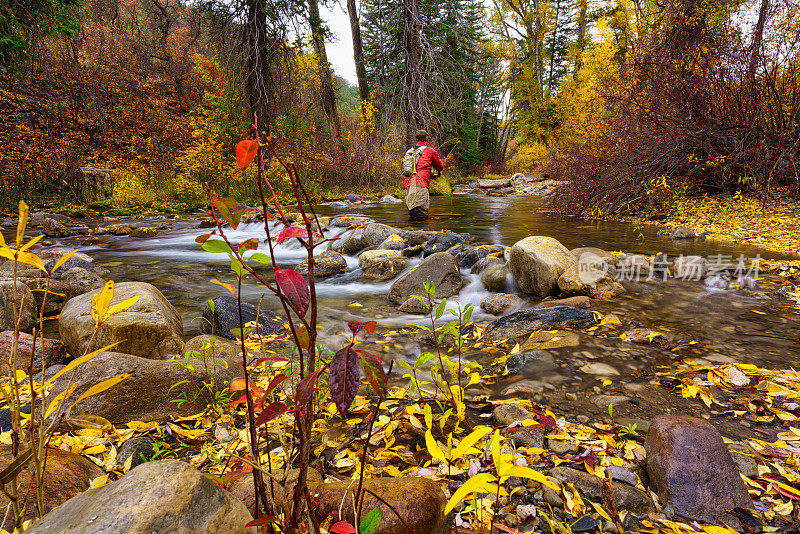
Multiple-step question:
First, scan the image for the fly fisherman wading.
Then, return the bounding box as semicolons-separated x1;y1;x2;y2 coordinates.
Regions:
402;129;444;221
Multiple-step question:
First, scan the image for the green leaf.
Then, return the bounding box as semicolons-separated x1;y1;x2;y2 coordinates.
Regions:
231;258;247;277
397;360;412;370
248;252;272;265
202;239;234;254
435;299;447;320
359;508;382;534
463;305;474;324
414;352;436;369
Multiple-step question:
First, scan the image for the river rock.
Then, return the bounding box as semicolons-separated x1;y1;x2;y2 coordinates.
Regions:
672;255;709;280
509;236;576;296
534;296;593;309
337;223;398;255
483;306;597;342
387;252;463;304
129;227;158;238
493;403;535;426
506;350;556;375
380;194;403;204
645;415;752;526
480;293;523;315
297;250;348;277
379;234;406;250
201;295;284;340
579;362;620;376
456;245;503;269
60;282;184;359
481;265;510;292
27;212;70;227
399;297;431;314
557;263;624;299
41;217;70;237
315;477;446;534
617;254;651;280
571;247;616;264
27;460;256;534
48;349;242;423
422;232;471;257
0;331;68;374
671;227;696;239
0;281;36;332
549;466;652;514
470;255;505;274
230;468;324;516
405;230;436;247
330;215;371;228
359;250;408;281
38;248;94;264
0;447;102;530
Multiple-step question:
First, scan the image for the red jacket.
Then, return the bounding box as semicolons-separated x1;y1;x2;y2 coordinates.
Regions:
403;142;444;189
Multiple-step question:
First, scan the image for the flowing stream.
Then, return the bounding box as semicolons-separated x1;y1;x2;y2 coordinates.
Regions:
71;193;799;436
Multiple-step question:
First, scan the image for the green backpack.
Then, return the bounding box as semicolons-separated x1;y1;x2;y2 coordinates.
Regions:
402;146;425;177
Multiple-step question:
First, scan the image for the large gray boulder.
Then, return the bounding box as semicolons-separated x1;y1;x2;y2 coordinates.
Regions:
359;250;407;280
335;223;399;255
28;460;256;533
297;250;348;277
509;236;575;296
0;447;102;531
47;350;242;423
59;282;184;359
388;252;463;304
557;262;624;299
0;281;36;332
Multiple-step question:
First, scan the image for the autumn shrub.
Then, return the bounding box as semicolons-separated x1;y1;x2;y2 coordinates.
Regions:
548;0;800;216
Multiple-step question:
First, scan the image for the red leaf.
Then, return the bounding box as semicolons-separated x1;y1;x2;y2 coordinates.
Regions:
295;369;322;416
223;393;248;407
331;345;360;415
255;401;288;426
330;521;357;534
264;373;295;397
228;378;246;391
357;351;387;399
276;226;323;244
275;269;309;317
212;197;242;229
236;140;259;169
239;238;259;252
295;325;311;350
245;516;276;528
348;320;377;337
195;233;213;243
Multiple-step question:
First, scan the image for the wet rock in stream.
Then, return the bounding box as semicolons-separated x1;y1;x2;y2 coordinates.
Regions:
387;252;463;303
480;293;523;315
508;236;575;296
201;295;284;340
483;306;597;342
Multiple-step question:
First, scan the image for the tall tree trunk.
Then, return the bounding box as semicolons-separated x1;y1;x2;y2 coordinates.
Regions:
547;0;561;97
574;0;587;74
346;0;370;105
308;0;346;156
245;0;272;134
748;0;769;78
533;0;544;100
403;0;424;147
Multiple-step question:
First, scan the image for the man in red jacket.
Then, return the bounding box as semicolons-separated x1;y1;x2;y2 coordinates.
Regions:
403;130;444;220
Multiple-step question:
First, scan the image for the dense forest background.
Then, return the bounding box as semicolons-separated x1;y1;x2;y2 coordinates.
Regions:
0;0;798;213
